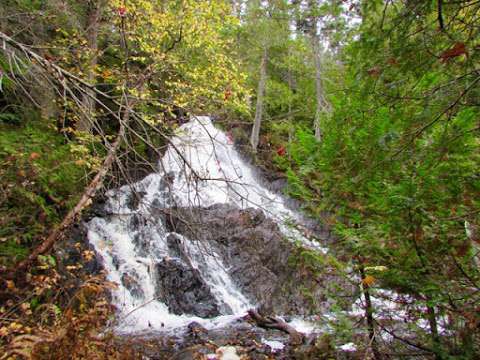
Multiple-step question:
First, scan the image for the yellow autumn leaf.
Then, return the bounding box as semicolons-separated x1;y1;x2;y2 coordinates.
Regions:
101;69;112;78
0;326;9;337
362;275;376;287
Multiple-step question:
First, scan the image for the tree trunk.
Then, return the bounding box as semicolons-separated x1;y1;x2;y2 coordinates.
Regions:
250;46;268;153
360;266;383;360
291;0;304;35
78;1;103;133
308;1;328;141
312;36;324;141
231;0;242;17
426;302;443;360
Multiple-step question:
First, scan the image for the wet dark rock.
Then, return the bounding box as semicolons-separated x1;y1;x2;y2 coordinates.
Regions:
155;258;220;318
111;254;121;270
132;232;149;256
54;222;104;300
269;178;288;193
159;171;175;192
166;204;355;316
120;318;295;360
166;233;190;263
186;321;209;342
55;223;101;274
121;272;144;298
126;190;147;210
187;321;207;333
84;199;108;220
130;213;142;228
151;196;171;210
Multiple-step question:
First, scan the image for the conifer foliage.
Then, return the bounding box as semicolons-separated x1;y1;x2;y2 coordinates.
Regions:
0;0;479;358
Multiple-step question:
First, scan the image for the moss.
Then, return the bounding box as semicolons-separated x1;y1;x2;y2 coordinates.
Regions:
0;114;89;266
300;285;317;309
0;239;29;261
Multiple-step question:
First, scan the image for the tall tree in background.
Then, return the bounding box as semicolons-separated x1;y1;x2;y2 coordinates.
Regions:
251;45;268;152
243;0;293;153
246;0;272;153
293;0;346;141
282;0;480;356
79;0;107;133
307;0;329;141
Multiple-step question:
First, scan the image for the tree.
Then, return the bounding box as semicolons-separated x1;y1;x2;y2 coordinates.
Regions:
250;46;268;152
241;0;294;153
79;0;107;133
307;0;327;141
281;0;480;356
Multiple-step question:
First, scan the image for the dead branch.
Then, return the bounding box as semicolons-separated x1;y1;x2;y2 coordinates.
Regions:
247;309;305;344
15;108;129;272
0;31;139;272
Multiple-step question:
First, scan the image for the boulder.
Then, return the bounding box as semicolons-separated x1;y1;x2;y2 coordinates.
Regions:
166;233;190;263
165;204;355;316
155;258;220;318
121;272;144;298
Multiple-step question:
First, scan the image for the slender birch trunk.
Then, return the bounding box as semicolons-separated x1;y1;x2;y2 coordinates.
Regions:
250;46;268;153
312;34;325;141
308;0;329;141
232;0;242;17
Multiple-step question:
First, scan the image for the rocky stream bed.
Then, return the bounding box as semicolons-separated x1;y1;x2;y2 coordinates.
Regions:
56;117;365;359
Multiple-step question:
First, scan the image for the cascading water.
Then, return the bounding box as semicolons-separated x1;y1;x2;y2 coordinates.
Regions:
87;116;325;334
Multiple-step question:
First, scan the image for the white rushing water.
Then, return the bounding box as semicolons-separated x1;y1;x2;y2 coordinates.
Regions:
87;116;324;333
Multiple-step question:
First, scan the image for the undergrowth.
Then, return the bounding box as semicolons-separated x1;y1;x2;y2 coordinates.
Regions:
0;115;88;267
0;111;131;358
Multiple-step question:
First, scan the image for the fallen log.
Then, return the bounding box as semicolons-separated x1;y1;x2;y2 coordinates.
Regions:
14;112;128;272
247;309;305;345
0;31;133;273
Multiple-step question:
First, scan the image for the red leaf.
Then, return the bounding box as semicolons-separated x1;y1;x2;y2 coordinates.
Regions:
440;42;467;63
29;152;41;161
276;146;286;157
118;7;127;17
387;58;398;66
367;66;381;77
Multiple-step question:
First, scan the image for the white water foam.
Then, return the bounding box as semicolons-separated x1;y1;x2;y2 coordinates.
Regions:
87;116;324;333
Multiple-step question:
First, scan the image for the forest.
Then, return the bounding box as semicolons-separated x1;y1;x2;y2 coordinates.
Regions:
0;0;479;359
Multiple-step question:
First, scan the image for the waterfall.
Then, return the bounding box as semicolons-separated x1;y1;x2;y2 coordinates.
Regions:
87;116;324;333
